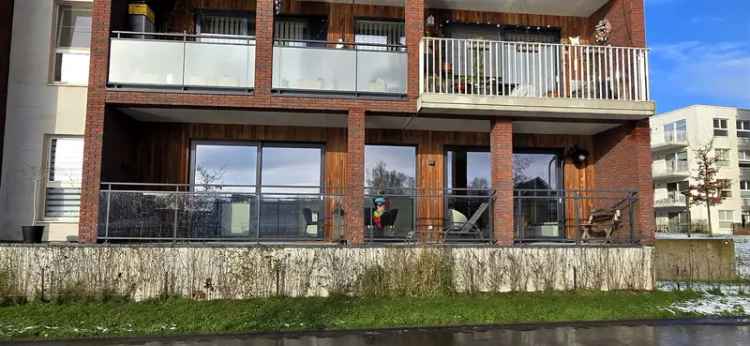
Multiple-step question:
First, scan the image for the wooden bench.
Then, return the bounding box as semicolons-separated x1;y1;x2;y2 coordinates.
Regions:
579;208;622;243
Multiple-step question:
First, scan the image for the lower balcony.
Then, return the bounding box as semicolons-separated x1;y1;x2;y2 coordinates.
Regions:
97;183;638;244
108;32;256;91
419;38;654;118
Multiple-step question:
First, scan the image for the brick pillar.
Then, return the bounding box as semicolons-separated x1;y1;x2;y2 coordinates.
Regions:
405;0;424;101
593;120;655;245
254;0;274;97
78;0;112;243
345;108;365;245
633;119;655;245
491;119;514;245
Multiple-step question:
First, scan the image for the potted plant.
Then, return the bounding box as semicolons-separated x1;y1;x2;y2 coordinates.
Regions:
21;166;44;243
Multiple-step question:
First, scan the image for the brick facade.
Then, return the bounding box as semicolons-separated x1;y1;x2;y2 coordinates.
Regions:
79;0;654;245
345;108;365;245
491;119;514;245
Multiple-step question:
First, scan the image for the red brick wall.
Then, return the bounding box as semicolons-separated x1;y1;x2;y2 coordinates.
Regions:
79;0;114;243
588;0;646;47
491;119;513;245
0;0;13;188
345;108;365;244
593;120;655;245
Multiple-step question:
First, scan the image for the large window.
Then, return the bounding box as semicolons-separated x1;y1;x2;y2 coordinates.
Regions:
715;148;731;167
364;145;416;239
44;136;83;218
190;142;324;239
719;210;734;229
53;2;92;84
513;151;564;240
737;120;750;138
713;118;728;136
445;148;492;239
664;119;687;143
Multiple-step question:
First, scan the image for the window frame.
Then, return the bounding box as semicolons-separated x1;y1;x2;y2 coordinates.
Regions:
737;120;750;138
715;148;731;166
195;10;256;37
740;180;750;191
41;134;84;221
713;118;728;136
50;0;92;86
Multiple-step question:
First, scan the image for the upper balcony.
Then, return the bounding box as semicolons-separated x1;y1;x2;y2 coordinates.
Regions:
419;38;653;118
651;134;688;152
652;161;690;181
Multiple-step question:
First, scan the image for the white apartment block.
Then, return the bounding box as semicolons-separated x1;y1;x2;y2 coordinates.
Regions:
651;105;750;236
0;0;92;241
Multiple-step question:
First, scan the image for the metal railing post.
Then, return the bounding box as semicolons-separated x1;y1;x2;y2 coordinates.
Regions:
104;183;112;242
173;184;179;243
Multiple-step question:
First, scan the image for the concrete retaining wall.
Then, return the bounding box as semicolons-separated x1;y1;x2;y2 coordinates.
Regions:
654;239;736;281
736;237;750;279
0;245;654;301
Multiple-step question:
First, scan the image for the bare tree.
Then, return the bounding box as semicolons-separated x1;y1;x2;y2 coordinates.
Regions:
195;165;226;190
686;142;728;234
367;161;415;194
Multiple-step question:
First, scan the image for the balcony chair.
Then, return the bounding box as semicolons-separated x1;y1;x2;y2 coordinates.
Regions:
443;201;491;240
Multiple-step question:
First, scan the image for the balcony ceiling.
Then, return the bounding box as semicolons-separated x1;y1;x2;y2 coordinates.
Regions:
301;0;610;17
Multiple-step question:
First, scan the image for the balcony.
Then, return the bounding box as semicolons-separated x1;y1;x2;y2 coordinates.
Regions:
272;40;407;96
652;163;690;181
419;38;654;118
651;135;688;152
108;32;256;91
654;194;687;209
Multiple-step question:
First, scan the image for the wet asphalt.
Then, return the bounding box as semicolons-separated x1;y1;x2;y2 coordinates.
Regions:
7;318;750;346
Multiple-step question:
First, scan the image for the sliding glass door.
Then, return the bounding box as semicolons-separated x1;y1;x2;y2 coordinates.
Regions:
364;145;416;239
513;150;564;240
190;141;323;240
445;148;492;239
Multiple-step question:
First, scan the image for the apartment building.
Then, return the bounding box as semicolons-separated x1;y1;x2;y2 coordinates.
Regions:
0;0;91;241
3;0;656;245
651;105;750;236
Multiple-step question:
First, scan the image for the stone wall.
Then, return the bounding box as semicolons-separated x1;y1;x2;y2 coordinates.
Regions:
0;245;654;301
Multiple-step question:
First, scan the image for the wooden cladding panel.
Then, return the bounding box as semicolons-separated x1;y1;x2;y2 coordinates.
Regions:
427;9;592;43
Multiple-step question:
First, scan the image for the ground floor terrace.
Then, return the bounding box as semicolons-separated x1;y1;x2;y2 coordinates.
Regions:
77;106;655;246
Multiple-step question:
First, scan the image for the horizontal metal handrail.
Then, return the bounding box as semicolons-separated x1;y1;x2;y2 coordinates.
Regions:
112;31;257;41
424;36;650;51
274;38;406;49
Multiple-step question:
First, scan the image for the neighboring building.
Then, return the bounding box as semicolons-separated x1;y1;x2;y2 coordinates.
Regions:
0;0;14;187
0;0;91;241
650;105;750;236
4;0;657;246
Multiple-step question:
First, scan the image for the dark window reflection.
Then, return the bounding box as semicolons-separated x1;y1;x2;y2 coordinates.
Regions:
365;145;416;239
445;148;492;240
513;152;564;240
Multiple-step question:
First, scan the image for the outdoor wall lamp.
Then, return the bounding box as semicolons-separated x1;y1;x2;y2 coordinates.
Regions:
568;145;590;166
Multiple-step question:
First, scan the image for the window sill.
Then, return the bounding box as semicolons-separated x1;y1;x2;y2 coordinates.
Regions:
37;218;79;224
48;82;88;88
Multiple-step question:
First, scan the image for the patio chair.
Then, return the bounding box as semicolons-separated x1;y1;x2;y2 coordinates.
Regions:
578;198;628;243
443;202;490;240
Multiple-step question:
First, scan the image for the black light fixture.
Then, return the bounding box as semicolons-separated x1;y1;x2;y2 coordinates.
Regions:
568;145;590;166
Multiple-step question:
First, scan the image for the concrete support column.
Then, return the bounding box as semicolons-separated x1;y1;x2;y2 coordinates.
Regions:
254;0;274;97
79;0;113;243
345;108;366;245
491;119;514;245
405;0;424;101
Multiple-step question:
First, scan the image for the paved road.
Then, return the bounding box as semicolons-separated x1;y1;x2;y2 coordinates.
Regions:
10;319;750;346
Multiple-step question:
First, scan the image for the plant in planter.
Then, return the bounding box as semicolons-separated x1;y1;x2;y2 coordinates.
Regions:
21;165;45;243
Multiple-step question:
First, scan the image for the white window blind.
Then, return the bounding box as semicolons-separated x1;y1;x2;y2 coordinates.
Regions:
46;137;83;218
355;20;405;51
197;13;254;44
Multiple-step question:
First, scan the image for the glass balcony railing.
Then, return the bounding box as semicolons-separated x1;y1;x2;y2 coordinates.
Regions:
108;32;255;90
272;40;407;95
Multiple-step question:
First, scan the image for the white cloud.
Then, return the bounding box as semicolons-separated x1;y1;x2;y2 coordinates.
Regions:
651;40;750;105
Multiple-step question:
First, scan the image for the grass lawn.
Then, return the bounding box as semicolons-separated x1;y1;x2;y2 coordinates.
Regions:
0;290;702;340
